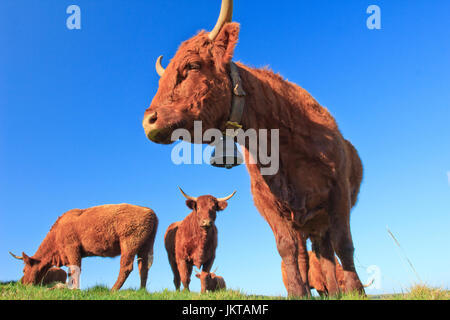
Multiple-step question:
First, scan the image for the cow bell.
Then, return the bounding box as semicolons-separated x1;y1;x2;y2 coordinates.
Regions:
210;135;243;169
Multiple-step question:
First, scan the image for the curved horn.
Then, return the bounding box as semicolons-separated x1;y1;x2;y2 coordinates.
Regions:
208;0;233;41
9;252;23;260
363;279;375;288
217;190;236;202
179;187;198;201
155;55;165;77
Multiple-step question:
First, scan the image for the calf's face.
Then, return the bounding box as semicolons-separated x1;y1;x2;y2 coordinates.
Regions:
196;271;219;293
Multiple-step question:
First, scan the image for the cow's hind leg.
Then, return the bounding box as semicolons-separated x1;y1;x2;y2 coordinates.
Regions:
297;232;311;292
137;246;153;290
329;183;364;294
312;232;340;296
112;253;134;291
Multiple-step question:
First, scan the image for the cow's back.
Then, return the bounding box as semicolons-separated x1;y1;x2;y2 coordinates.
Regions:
54;204;157;257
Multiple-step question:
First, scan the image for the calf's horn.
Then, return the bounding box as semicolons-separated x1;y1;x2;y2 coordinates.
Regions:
155;55;165;77
179;187;198;201
217;191;236;202
9;252;23;260
209;0;233;41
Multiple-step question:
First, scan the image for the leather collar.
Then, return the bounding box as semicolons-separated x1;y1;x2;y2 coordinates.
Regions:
224;61;246;132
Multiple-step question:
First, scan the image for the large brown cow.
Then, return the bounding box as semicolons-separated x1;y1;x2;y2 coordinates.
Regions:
143;0;364;296
164;188;235;291
10;204;158;291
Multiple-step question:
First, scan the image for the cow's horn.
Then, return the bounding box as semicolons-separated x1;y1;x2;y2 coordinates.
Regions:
363;279;375;288
9;252;23;260
217;191;236;202
155;55;165;77
179;187;198;201
208;0;233;41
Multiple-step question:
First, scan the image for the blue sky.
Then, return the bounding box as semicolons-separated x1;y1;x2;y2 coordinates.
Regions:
1;0;449;296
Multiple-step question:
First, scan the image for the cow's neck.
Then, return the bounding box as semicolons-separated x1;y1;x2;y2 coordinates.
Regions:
33;233;58;265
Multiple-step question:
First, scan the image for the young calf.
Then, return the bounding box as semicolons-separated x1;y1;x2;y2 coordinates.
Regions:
10;204;158;291
165;188;235;291
196;270;226;293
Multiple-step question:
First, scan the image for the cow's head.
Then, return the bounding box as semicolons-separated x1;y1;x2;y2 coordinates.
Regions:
9;251;52;285
195;270;221;293
179;187;235;229
143;0;239;144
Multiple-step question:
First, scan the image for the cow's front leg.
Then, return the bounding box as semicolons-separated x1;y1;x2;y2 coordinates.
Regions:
178;260;193;291
66;246;82;290
272;219;309;297
201;255;215;273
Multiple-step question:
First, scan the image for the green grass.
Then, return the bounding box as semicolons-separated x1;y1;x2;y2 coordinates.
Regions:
1;281;448;300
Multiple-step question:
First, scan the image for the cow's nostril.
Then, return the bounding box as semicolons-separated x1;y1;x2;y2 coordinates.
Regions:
148;112;158;125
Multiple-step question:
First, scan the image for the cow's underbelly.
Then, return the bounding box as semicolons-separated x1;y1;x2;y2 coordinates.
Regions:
247;161;333;237
78;232;121;258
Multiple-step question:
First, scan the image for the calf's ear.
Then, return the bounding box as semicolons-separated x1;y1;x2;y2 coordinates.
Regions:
186;200;197;210
216;201;228;212
212;22;240;71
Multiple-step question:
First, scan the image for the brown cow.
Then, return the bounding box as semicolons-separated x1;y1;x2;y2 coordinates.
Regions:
164;188;235;291
10;204;158;291
143;0;364;296
195;270;226;293
42;267;67;286
281;251;345;297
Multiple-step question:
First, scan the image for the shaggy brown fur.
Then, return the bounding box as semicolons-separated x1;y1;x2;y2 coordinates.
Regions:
281;251;344;297
164;195;230;291
143;18;364;296
11;204;158;291
42;267;67;285
196;271;226;293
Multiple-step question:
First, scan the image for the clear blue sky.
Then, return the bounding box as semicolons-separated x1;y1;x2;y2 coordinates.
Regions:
1;1;449;296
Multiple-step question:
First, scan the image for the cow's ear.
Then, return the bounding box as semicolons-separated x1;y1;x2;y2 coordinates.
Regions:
186;200;197;210
216;201;228;212
212;22;240;70
22;252;39;266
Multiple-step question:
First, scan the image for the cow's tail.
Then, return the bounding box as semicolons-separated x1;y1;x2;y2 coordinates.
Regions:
164;223;181;290
147;212;158;269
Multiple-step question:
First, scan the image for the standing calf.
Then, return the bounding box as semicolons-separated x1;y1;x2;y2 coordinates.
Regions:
10;204;158;291
165;188;235;291
196;270;226;293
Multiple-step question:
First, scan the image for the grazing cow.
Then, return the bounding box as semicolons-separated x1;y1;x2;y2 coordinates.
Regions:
10;204;158;291
165;188;235;291
142;0;364;296
42;267;67;286
281;251;345;297
195;270;226;293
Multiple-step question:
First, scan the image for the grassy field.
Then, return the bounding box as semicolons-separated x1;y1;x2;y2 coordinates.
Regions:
0;281;448;300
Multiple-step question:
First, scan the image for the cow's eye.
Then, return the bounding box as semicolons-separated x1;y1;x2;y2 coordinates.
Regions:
187;62;201;71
